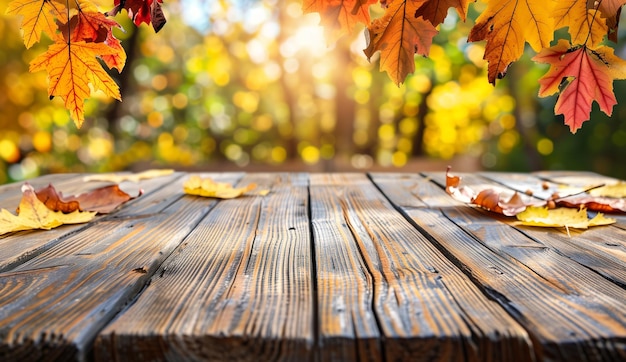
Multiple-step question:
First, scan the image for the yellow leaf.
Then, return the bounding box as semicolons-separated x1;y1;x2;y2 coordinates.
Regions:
0;184;96;236
589;181;626;198
183;176;258;199
6;0;65;49
468;0;555;84
516;206;615;229
589;213;616;227
29;40;122;128
83;169;175;183
554;0;608;47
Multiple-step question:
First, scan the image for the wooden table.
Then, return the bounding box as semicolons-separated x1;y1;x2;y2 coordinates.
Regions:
0;171;625;361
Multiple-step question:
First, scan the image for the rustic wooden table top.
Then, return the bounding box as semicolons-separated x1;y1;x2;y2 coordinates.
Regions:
0;171;625;362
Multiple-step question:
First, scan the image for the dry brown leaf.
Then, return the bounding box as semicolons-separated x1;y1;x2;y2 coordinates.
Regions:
1;184;96;236
32;184;139;214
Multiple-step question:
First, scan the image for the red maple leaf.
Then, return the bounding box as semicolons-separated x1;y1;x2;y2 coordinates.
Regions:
108;0;166;32
533;40;626;133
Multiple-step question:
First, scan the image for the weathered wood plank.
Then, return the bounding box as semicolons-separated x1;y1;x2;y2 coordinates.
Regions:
315;174;533;361
0;172;185;273
386;172;626;361
95;173;314;361
0;173;235;361
310;174;381;361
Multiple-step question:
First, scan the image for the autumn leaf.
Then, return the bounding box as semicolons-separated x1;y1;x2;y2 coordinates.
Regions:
364;0;438;85
516;206;615;229
473;189;528;216
533;40;626;133
554;0;608;47
57;4;127;71
83;169;175;183
445;166;475;203
34;184;139;214
589;181;626;198
0;184;96;236
108;0;166;32
593;0;626;41
6;0;65;48
414;0;472;26
468;0;555;84
183;176;259;199
29;40;122;128
303;0;376;43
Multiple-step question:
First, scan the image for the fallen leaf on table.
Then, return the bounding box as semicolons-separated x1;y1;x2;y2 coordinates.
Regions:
588;182;626;198
83;169;174;183
1;184;96;236
473;189;528;216
445;166;475;204
445;167;532;215
556;196;626;213
34;184;140;214
516;206;615;229
183;176;259;199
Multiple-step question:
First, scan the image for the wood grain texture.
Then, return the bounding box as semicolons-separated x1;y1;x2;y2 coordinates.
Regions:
393;172;626;361
314;174;533;362
95;173;314;361
0;173;228;361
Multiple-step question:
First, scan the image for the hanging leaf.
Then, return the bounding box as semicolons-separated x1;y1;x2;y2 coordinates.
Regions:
6;0;65;48
29;39;122;128
415;0;472;26
302;0;376;43
107;0;166;32
363;0;439;85
533;40;626;133
468;0;555;84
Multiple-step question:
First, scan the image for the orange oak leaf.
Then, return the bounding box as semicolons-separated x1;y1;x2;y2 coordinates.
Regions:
364;0;438;85
6;0;65;48
468;0;555;84
555;0;608;47
29;40;122;128
1;184;96;236
414;0;472;26
533;40;626;133
34;184;139;214
592;0;626;41
302;0;377;43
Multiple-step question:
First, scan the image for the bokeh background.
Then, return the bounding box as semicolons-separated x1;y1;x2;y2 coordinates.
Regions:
1;0;626;184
